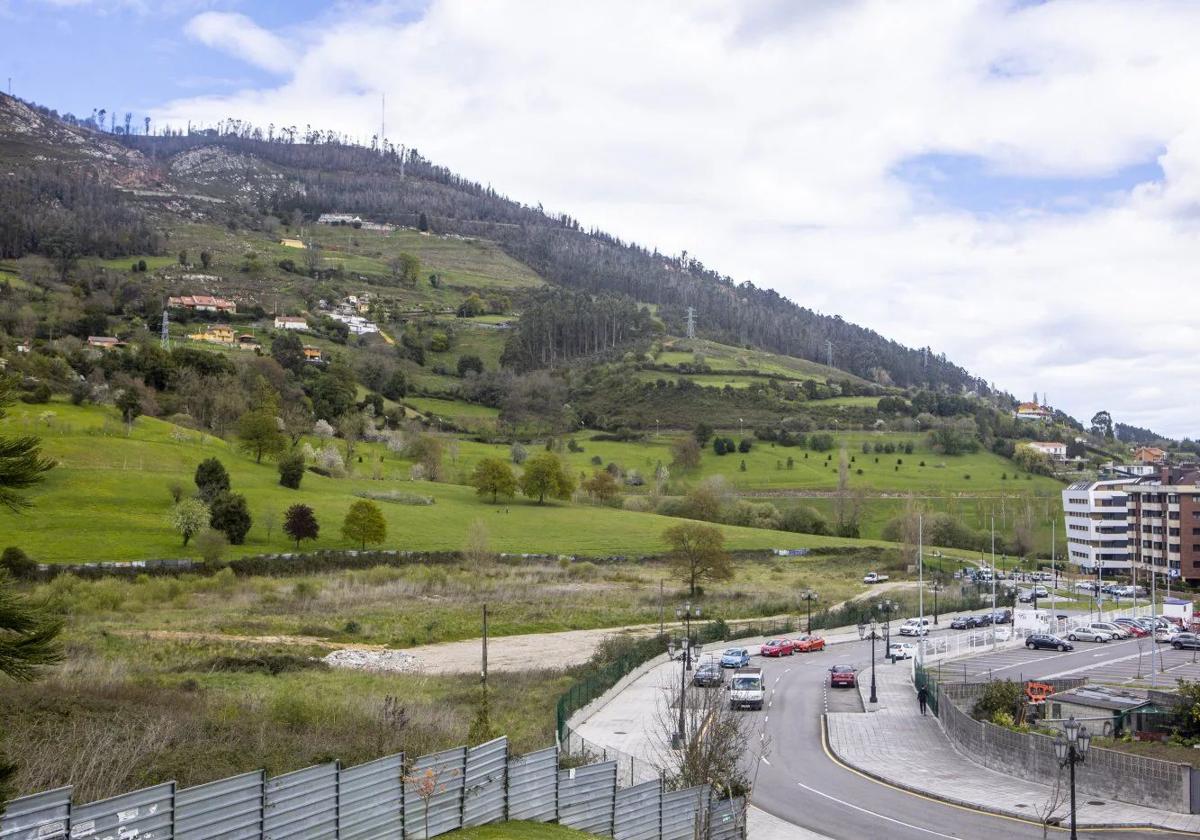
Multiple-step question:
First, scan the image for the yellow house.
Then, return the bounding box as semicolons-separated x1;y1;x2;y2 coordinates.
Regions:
188;324;236;345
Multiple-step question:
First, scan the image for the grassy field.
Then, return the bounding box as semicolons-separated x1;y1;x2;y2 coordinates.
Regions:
442;824;599;839
33;545;901;647
656;338;869;385
442;429;1063;496
4;400;880;563
0;622;571;802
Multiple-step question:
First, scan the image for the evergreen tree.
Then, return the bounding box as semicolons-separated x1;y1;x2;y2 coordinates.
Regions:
0;377;55;512
278;451;305;489
194;457;231;503
210;492;252;545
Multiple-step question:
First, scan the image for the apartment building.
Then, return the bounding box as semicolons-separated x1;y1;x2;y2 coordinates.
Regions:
1063;478;1136;572
1125;467;1200;582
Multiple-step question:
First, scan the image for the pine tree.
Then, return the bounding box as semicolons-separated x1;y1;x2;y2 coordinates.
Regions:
0;377;55;512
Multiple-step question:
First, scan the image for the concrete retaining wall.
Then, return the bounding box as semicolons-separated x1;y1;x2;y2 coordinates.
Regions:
938;686;1193;813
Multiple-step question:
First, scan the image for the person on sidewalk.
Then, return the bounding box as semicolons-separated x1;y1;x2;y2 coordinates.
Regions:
917;685;929;716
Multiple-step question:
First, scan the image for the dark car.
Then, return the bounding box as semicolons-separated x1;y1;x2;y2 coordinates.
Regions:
1026;633;1073;652
692;663;724;687
950;616;973;630
829;665;857;688
991;609;1013;625
971;614;992;628
1172;633;1200;650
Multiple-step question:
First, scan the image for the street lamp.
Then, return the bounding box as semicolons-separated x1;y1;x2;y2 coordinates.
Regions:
878;599;898;661
857;619;879;704
929;579;945;625
675;602;702;671
799;589;819;634
1054;716;1092;840
666;635;702;750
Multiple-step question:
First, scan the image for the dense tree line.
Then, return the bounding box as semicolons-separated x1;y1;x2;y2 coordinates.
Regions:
0;166;161;261
499;288;657;371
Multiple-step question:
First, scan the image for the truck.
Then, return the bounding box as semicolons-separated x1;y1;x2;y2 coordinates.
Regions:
728;667;765;711
862;572;890;584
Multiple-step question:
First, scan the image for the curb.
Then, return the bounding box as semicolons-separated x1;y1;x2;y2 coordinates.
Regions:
819;713;1186;833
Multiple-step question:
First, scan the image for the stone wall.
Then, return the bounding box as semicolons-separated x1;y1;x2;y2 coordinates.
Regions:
938;685;1194;813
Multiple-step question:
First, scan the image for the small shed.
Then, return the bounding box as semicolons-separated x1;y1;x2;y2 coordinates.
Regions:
1045;685;1158;737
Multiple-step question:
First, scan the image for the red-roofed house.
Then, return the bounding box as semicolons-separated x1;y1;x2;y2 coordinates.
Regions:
168;295;237;314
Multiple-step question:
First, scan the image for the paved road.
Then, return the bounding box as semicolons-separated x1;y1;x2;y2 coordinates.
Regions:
736;639;1196;839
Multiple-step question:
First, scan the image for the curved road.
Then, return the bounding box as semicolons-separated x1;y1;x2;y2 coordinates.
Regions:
744;637;1196;839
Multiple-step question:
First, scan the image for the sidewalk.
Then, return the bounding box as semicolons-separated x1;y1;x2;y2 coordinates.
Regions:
825;663;1200;832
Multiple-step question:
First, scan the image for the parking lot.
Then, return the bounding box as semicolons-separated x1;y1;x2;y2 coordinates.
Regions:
932;637;1200;687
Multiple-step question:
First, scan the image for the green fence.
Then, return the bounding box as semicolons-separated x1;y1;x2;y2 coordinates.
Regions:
914;662;939;716
555;617;798;743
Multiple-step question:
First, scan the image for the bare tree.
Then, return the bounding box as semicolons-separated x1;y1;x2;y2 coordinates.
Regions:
1034;765;1068;838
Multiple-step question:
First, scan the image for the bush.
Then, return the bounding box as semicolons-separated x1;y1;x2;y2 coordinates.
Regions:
971;680;1023;722
194;458;231;503
809;433;835;451
194;528;229;569
209;492;252;545
0;546;37;579
278;452;305;489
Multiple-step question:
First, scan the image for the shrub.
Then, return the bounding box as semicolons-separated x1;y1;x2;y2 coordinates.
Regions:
194;457;231;503
0;546;37;579
194;528;229;569
972;679;1023;722
209;492;252;545
278;452;305;489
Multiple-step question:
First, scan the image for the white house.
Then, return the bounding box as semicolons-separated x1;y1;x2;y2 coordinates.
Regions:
274;316;308;331
329;312;378;335
1014;401;1052;421
1027;441;1067;461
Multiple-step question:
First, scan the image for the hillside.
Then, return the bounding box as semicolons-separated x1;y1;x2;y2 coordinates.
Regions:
3;91;992;394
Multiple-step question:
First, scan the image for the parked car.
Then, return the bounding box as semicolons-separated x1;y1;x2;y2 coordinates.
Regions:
1075;581;1098;593
792;635;826;653
862;572;890;584
899;618;931;637
1066;626;1110;643
829;665;857;688
993;627;1012;642
1090;622;1127;640
888;642;917;660
720;648;751;668
760;639;795;657
991;610;1013;625
1113;618;1149;637
972;614;993;627
1171;633;1200;651
950;616;974;630
693;662;724;687
1155;625;1182;643
1026;633;1073;652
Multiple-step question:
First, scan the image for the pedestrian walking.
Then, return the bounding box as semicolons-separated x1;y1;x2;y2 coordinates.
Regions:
917;685;929;716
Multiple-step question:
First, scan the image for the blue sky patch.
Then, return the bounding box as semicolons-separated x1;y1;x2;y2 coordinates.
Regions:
892;152;1163;215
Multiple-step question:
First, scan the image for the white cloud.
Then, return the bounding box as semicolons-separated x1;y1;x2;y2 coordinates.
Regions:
155;0;1200;438
184;11;292;75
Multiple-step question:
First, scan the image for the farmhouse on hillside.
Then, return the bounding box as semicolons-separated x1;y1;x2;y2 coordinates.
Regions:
168;294;237;315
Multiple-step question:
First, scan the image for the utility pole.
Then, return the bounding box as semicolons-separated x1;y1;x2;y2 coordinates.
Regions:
991;515;997;650
685;307;696;339
917;514;924;664
481;603;488;686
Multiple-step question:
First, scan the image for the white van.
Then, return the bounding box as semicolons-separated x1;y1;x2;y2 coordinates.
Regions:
899;618;931;637
729;668;765;711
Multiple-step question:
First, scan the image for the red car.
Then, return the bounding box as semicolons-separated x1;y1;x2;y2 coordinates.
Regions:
829;665;857;688
793;635;826;653
760;638;795;657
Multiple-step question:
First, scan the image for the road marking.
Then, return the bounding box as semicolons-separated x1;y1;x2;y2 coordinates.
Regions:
795;781;966;839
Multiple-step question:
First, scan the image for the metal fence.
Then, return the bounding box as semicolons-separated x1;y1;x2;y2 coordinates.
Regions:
0;736;745;840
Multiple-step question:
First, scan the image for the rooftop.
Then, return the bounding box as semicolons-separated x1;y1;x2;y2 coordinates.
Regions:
1047;685;1151;712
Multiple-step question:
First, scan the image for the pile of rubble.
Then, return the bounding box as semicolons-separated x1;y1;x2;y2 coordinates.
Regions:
323;648;421;673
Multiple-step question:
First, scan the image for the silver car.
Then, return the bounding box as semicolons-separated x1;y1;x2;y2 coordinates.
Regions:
1067;626;1110;643
1090;622;1127;640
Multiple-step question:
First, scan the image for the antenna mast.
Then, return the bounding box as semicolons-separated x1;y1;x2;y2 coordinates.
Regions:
160;306;170;351
685;306;696;339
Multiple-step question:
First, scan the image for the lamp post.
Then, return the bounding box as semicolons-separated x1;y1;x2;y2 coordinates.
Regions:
799;589;819;634
675;602;702;671
930;578;944;625
878;598;897;661
857;618;879;703
1054;716;1092;840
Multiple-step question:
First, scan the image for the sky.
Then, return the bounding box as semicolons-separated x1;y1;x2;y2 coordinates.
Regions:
5;0;1199;439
